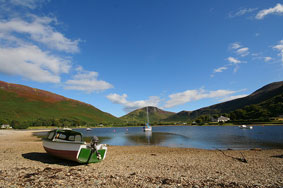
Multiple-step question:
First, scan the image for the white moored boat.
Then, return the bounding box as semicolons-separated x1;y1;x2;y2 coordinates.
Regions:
239;125;253;129
42;129;107;163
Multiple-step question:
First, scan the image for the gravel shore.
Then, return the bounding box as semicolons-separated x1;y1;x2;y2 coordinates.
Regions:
0;130;283;188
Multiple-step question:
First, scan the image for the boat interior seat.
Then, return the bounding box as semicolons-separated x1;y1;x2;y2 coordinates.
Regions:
75;135;82;142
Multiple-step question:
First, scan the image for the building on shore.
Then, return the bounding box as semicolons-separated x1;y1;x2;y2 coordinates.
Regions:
1;124;11;129
217;116;230;123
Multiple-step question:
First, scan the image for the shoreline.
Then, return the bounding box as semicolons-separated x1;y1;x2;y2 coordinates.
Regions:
0;130;283;187
22;123;283;130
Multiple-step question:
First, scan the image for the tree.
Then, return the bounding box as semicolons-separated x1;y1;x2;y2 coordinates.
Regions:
0;119;8;125
11;120;29;129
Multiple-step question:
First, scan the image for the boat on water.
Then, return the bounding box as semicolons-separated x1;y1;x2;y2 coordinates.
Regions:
86;128;92;131
42;129;107;163
143;107;152;132
239;125;253;129
143;122;152;131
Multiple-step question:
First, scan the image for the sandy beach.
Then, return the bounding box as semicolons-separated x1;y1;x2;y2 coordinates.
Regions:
0;130;283;188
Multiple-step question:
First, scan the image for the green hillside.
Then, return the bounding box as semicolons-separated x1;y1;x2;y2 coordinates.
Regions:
0;81;120;126
1;80;281;127
120;106;175;124
188;81;283;119
164;111;192;122
229;92;283;121
163;81;283;122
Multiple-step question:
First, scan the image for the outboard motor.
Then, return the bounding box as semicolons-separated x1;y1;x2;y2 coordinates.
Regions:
86;136;101;164
91;136;99;148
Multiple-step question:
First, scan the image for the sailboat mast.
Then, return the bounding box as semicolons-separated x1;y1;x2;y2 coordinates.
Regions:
146;106;149;124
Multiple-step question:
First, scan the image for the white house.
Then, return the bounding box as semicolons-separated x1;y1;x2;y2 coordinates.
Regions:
1;124;11;129
217;116;230;122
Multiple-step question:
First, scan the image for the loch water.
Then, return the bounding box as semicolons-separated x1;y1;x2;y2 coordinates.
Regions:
75;125;283;150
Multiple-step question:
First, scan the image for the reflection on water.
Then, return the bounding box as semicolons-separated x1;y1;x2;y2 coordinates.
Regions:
126;132;190;145
37;125;283;150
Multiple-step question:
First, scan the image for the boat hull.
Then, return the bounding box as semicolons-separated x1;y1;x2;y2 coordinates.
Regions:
143;127;152;131
44;146;79;162
43;139;107;163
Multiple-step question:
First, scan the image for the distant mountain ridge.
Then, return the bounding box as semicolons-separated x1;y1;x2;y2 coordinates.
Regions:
121;106;175;123
164;110;192;122
167;81;283;121
0;80;120;123
0;80;282;125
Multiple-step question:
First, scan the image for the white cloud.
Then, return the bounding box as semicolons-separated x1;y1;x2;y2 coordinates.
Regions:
0;16;80;53
273;40;283;65
107;93;160;112
256;3;283;19
229;8;258;18
227;57;241;64
230;42;241;50
9;0;46;9
213;66;227;73
0;44;70;83
164;89;237;108
218;94;248;102
0;12;82;84
230;42;250;57
236;47;249;57
273;40;283;51
213;43;249;76
264;57;272;62
64;67;113;93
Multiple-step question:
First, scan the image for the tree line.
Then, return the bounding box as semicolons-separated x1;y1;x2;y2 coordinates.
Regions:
0;118;122;129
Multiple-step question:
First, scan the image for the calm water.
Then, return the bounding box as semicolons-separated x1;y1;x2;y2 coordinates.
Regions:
74;125;283;150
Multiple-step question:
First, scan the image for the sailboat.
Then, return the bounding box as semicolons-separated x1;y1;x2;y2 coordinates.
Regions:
143;107;152;132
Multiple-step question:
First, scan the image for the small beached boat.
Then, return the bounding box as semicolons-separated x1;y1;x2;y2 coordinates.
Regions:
239;125;253;129
42;129;107;163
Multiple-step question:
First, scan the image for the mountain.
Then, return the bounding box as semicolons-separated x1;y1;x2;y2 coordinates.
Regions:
164;111;192;122
2;80;281;125
120;106;175;123
229;91;283;121
0;81;120;124
169;81;283;121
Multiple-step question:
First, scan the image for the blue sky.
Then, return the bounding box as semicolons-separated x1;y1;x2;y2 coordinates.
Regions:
0;0;282;117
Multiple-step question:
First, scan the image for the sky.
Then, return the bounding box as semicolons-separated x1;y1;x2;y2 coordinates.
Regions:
0;0;282;117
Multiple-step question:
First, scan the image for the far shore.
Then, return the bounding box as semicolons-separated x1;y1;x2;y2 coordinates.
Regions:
16;123;282;130
0;122;282;131
0;129;283;187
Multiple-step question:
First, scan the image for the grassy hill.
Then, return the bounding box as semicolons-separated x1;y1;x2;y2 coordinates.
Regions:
1;80;281;127
0;81;120;125
229;92;283;121
120;106;175;124
167;81;283;122
164;110;192;122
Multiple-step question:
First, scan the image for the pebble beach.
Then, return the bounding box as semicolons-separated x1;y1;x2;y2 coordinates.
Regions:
0;130;283;188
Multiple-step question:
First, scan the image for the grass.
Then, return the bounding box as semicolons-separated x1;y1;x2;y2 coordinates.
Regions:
0;89;121;124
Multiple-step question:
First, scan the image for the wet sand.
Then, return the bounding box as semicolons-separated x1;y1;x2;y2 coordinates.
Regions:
0;130;283;188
